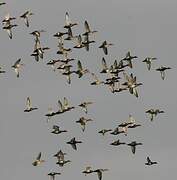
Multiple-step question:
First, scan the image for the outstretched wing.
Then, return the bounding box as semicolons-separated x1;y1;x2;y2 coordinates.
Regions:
63;97;69;109
13;59;21;67
147;156;151;163
102;57;108;69
26;97;31;109
84;20;90;32
77;60;83;71
36;152;41;160
58;100;64;111
65;12;71;26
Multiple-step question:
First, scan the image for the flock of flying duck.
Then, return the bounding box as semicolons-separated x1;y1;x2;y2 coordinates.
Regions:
1;1;170;180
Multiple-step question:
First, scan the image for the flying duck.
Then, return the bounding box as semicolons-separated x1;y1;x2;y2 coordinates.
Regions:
145;156;157;166
20;10;34;27
122;51;138;68
156;66;171;80
76;116;93;132
48;172;61;180
99;40;113;55
74;60;90;78
78;101;93;114
110;139;126;146
32;152;45;166
82;166;94;175
64;12;78;29
24;97;38;112
127;141;142;154
51;125;67;134
83;20;97;36
142;57;157;70
98;129;112;136
11;59;23;77
66;137;82;150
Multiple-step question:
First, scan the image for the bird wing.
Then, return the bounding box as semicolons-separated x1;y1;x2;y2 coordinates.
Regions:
63;97;69;109
14;59;21;67
128;114;135;124
7;29;12;39
133;88;138;98
37;152;41;160
77;60;83;71
26;97;31;109
65;12;71;26
102;57;108;69
84;20;90;32
147;157;151;163
77;35;82;45
58;100;64;111
126;51;131;58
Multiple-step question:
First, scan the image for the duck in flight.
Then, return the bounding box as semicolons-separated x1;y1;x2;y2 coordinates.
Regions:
82;33;95;51
74;60;90;78
156;66;171;80
122;51;138;68
3;23;18;39
48;172;61;180
11;59;24;78
53;149;66;160
100;57;109;73
99;40;113;55
56;97;75;114
78;101;93;114
51;125;67;134
145;156;157;166
76;116;93;132
142;57;157;70
98;129;112;136
66;137;82;150
20;10;34;27
145;108;164;121
83;20;97;36
24;97;38;112
82;166;94;176
64;12;78;29
127;141;142;154
32;152;45;166
110;139;126;146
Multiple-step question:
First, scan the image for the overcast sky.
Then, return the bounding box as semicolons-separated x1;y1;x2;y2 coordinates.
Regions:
0;0;177;180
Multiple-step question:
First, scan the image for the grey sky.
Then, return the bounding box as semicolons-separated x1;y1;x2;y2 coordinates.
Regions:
0;0;177;180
